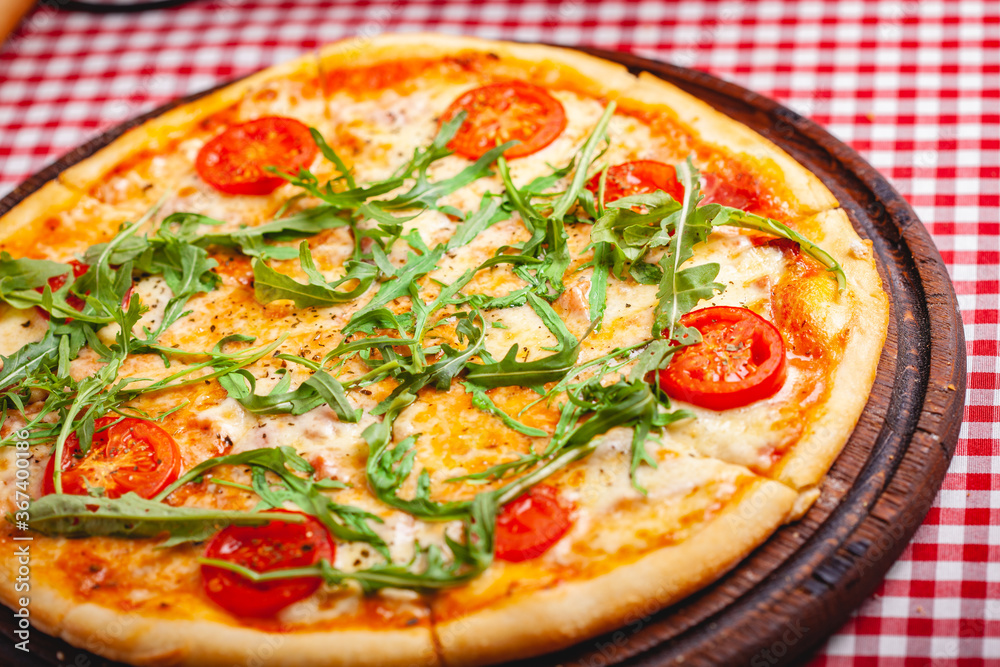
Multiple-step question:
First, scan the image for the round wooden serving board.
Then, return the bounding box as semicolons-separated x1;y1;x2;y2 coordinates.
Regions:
0;46;966;667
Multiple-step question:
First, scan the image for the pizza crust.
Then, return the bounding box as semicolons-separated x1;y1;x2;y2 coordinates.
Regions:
630;72;840;214
317;33;840;216
0;566;440;667
432;479;797;667
37;33;841;215
769;209;890;490
0;179;81;242
56;52;320;195
316;32;639;99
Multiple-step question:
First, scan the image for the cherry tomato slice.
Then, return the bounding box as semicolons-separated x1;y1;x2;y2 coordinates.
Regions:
201;511;334;617
586;160;685;204
658;306;787;411
495;484;572;562
586;163;764;214
440;81;567;160
35;260;89;321
43;417;181;499
196;117;318;196
701;173;761;213
34;261;136;322
752;236;801;254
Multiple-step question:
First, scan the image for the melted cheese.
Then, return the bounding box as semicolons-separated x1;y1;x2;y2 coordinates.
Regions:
551;427;749;560
0;305;45;356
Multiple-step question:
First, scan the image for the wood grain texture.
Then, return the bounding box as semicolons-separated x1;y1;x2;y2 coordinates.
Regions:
0;47;965;667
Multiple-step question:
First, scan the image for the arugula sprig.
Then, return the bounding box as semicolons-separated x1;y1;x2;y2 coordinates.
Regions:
705;205;847;290
0;201;226;430
587;158;847;339
198;492;496;593
494;102;616;302
217;362;359;422
464;293;588;391
30;445;387;554
154;445;387;553
0;255;111;324
652;159;726;341
81;210;222;341
192;206;352;261
26;492;288;541
3;333;281;453
252;242;378;308
251;113;515;313
462;382;547;438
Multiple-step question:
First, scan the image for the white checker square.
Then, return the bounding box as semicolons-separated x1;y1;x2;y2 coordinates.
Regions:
880;594;915;617
885;557;914;581
878;634;912;657
823;631;859;656
929;636;962;662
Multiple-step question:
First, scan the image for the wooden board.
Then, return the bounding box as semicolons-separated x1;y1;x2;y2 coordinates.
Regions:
0;46;966;667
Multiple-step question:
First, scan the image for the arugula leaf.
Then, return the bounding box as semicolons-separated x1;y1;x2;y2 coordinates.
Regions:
462;381;548;437
464;294;583;390
271;163;404;211
27;492;281;541
363;392;468;520
496;155;547;240
310;128;357;189
252;242;377;308
0;254;71;291
74;213;223;340
392;112;465;180
520;160;575;197
0;326;84;393
127;335;283;397
344;245;445;330
445;453;540;485
189;206;352;261
300;370;360;422
382;141;513;211
707;206;847;290
586;238;613;327
373;312;486;414
590;192;681;271
0;256;115;325
366;436;467;518
653;159;726;339
156;446;386;553
550;102;616;221
218;369;319;414
496;157;567;301
556;379;688;494
627;338;686;382
446;194;509;251
218;365;359;423
199;493;496;593
145;241;220;339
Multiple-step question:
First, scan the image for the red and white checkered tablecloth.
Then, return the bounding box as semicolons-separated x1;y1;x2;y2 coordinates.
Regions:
0;0;996;664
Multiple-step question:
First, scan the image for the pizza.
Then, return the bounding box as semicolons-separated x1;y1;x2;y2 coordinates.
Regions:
0;34;888;667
